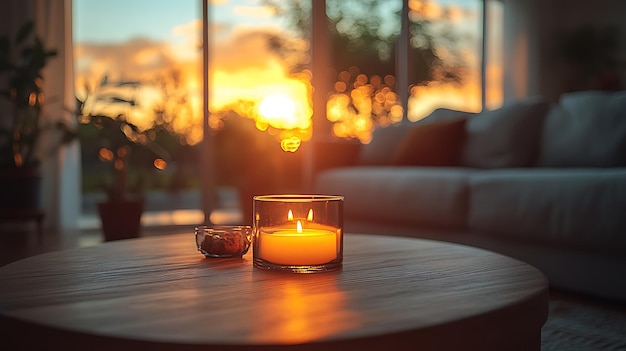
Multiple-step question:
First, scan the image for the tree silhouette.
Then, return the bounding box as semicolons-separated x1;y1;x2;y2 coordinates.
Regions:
262;0;466;85
261;0;467;140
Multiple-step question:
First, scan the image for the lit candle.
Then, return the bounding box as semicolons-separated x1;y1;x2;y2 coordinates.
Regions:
253;195;344;272
260;219;338;265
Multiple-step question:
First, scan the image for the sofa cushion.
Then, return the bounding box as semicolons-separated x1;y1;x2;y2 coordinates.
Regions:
462;98;550;168
468;168;626;252
358;108;472;166
315;167;473;229
358;124;413;166
539;90;626;167
392;117;467;166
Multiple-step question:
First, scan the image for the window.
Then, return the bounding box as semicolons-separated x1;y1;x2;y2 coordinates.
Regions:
311;0;503;143
73;0;501;229
73;0;206;228
406;0;486;120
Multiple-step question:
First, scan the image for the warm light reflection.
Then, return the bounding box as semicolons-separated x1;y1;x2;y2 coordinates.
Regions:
287;209;314;222
13;153;23;167
296;220;302;233
153;158;167;170
251;278;360;343
143;209;206;226
114;159;124;171
209;208;243;225
280;136;301;152
327;69;402;143
98;148;114;162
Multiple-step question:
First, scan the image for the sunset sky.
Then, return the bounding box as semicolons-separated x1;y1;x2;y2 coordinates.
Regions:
73;0;500;145
74;0;311;146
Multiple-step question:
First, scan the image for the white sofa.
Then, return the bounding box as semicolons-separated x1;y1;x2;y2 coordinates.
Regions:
314;90;626;302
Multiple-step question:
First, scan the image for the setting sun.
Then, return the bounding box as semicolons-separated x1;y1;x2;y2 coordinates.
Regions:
259;94;296;125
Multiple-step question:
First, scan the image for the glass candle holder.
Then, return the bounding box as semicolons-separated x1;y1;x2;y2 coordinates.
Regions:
253;195;343;273
195;225;252;258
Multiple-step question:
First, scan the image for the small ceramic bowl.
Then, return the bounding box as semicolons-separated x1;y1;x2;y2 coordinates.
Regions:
195;225;252;258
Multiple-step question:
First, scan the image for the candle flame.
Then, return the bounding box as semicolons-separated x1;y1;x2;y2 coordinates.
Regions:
296;220;302;233
288;209;294;221
307;209;313;221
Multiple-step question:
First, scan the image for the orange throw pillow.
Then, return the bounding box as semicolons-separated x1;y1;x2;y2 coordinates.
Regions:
393;117;467;166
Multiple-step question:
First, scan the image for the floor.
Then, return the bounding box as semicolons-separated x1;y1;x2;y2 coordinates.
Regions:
2;224;626;350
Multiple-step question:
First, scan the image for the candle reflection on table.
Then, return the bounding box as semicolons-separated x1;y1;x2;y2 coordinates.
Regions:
249;275;361;343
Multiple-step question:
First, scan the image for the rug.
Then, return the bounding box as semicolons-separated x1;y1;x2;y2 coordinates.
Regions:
542;292;626;350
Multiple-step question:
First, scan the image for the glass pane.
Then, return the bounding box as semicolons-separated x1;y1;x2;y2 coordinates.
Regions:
207;0;312;224
325;0;403;143
407;0;483;121
323;0;487;142
73;0;205;228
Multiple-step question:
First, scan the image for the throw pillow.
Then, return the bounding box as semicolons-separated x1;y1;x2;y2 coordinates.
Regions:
539;90;626;167
358;108;474;166
461;98;550;168
392;117;467;166
358;124;414;165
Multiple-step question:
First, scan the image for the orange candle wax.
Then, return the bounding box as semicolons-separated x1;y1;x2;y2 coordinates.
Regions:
260;221;338;265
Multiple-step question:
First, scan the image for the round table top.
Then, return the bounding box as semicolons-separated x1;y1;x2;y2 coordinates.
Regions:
0;233;548;350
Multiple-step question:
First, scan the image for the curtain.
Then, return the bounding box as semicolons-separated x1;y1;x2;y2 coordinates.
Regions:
501;0;542;101
38;0;81;236
0;0;80;238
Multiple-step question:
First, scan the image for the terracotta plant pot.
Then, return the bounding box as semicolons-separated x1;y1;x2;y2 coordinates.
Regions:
97;199;144;241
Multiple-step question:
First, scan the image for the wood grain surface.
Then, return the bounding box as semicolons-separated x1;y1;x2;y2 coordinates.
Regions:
0;233;549;350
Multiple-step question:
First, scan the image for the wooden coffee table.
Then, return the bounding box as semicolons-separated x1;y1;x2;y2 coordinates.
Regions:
0;233;548;350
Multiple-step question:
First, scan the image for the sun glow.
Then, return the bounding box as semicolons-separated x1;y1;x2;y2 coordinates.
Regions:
259;94;297;128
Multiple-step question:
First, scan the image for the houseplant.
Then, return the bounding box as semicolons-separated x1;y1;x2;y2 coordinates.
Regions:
0;21;73;210
76;79;169;241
